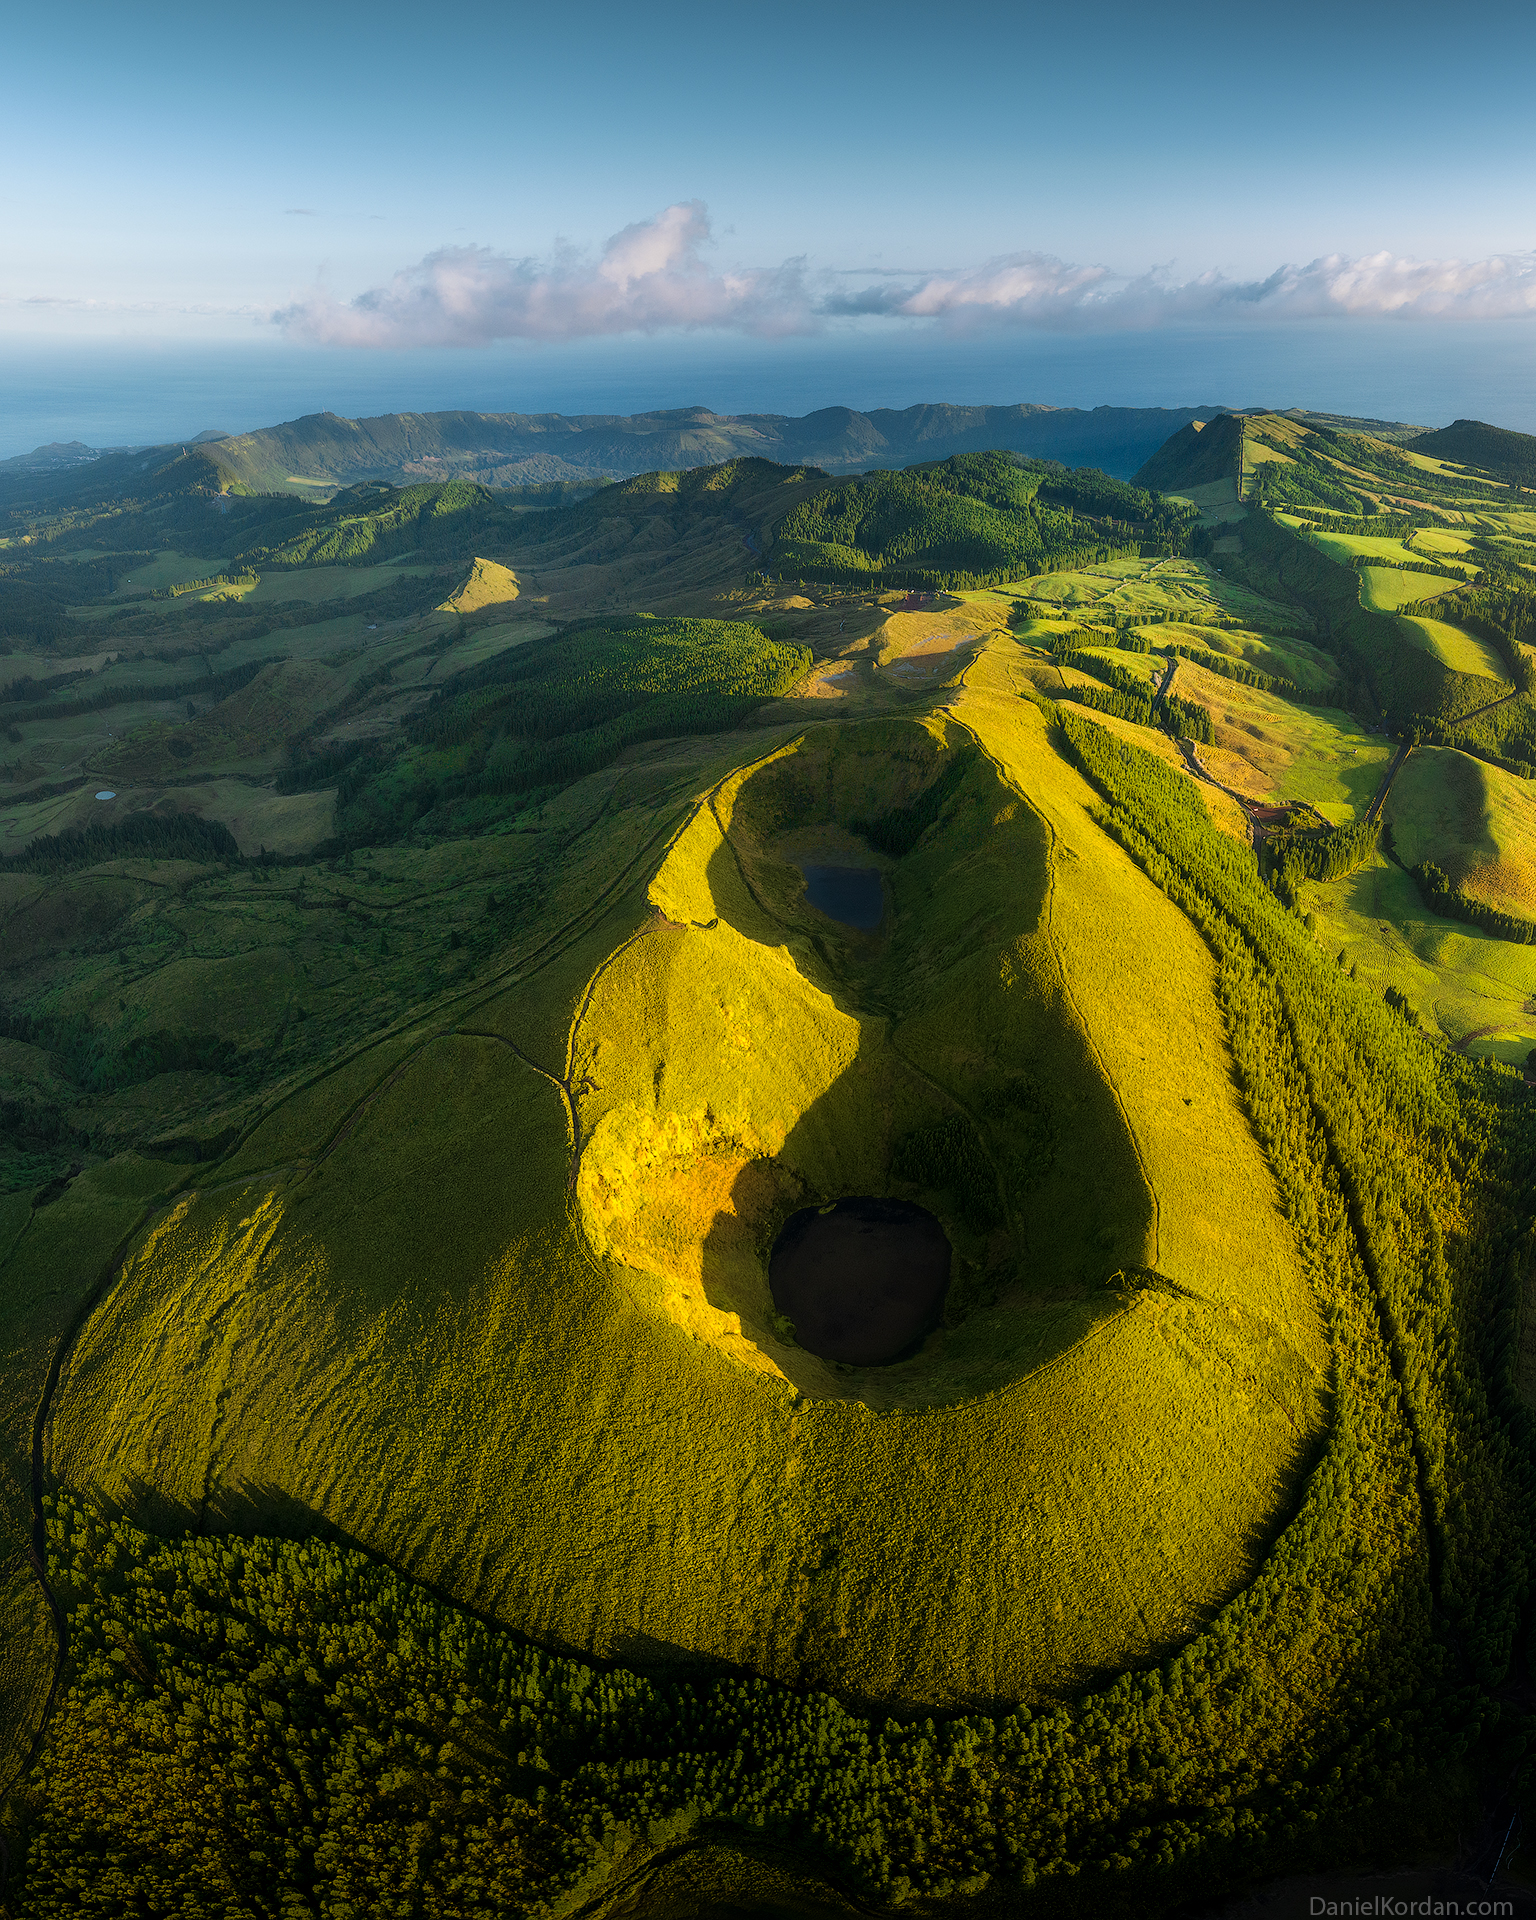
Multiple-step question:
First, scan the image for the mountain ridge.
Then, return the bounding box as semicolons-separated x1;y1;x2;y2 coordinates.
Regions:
6;401;1235;498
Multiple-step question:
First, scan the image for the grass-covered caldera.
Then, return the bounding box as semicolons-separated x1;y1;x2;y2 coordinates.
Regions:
48;656;1324;1709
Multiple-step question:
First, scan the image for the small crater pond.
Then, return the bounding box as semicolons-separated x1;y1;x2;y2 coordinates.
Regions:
769;1198;952;1366
800;864;883;931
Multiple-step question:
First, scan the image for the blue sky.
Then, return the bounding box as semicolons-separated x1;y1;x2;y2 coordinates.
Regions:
3;0;1535;410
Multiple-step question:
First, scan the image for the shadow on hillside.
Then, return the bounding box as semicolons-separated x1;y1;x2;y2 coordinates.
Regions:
674;722;1151;1412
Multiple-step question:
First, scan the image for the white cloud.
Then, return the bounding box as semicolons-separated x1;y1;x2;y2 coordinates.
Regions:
832;248;1536;329
277;201;813;346
274;206;1536;347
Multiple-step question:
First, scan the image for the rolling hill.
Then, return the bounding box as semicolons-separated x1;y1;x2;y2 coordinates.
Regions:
1;418;1536;1915
1406;417;1536;489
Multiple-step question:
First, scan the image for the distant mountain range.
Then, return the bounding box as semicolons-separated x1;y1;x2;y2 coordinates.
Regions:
195;402;1247;490
3;403;1244;497
9;400;1503;510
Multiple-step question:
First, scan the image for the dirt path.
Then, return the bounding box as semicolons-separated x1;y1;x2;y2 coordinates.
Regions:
1174;737;1257;824
1448;686;1522;731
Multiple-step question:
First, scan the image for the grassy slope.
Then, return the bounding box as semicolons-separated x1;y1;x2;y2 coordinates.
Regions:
0;1155;191;1794
1173;665;1393;823
45;651;1323;1709
1395;612;1510;681
440;556;519;613
1359;568;1444;612
1304;855;1536;1060
1132;414;1242;492
1386;746;1536;919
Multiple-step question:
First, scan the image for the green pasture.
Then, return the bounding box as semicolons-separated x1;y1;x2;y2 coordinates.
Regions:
1307;530;1416;566
176;779;334;855
0;784;111;853
1359;566;1443;612
1017;554;1302;634
109;552;229;596
1240;437;1295;469
1171;622;1339;691
1015;570;1109;607
1412;527;1475;557
1163;477;1244;525
0;642;122;683
1386;746;1536;920
1396;612;1509;681
426;617;551;674
1180;668;1393;823
1304;855;1536;1061
1071;642;1164;689
245;560;437;605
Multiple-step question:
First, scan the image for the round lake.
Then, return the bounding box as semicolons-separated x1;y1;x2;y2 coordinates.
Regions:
769;1198;951;1366
801;864;883;931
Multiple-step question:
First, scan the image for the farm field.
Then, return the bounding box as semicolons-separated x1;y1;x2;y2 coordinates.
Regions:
1171;663;1394;821
1395;611;1510;680
2;418;1536;1912
1358;566;1444;612
1303;854;1536;1059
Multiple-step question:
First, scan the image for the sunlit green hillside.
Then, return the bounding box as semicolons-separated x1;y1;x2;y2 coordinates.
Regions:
2;426;1536;1915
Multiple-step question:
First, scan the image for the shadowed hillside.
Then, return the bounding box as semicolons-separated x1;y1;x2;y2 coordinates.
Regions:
1132;412;1244;491
1407;417;1536;488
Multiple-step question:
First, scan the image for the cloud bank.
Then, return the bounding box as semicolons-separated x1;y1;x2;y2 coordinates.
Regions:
840;249;1536;329
278;202;811;346
276;204;1536;348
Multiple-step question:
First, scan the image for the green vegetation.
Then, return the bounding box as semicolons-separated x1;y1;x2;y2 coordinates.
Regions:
1056;651;1215;742
772;450;1198;590
15;670;1533;1911
1066;680;1155;725
1264;817;1381;903
1414;859;1536;944
335;616;811;842
1395;612;1511;681
6;413;1536;1915
0;809;238;875
1408;418;1536;489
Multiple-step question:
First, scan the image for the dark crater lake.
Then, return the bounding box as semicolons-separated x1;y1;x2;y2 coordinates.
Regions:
769;1198;952;1366
801;864;884;931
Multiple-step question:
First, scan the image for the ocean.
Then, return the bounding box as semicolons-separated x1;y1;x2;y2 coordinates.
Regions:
1;321;1534;460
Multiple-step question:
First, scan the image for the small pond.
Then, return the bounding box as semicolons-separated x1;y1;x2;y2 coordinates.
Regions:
769;1197;951;1366
800;864;883;931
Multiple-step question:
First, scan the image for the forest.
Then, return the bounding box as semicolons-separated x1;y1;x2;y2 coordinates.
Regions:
770;451;1200;590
